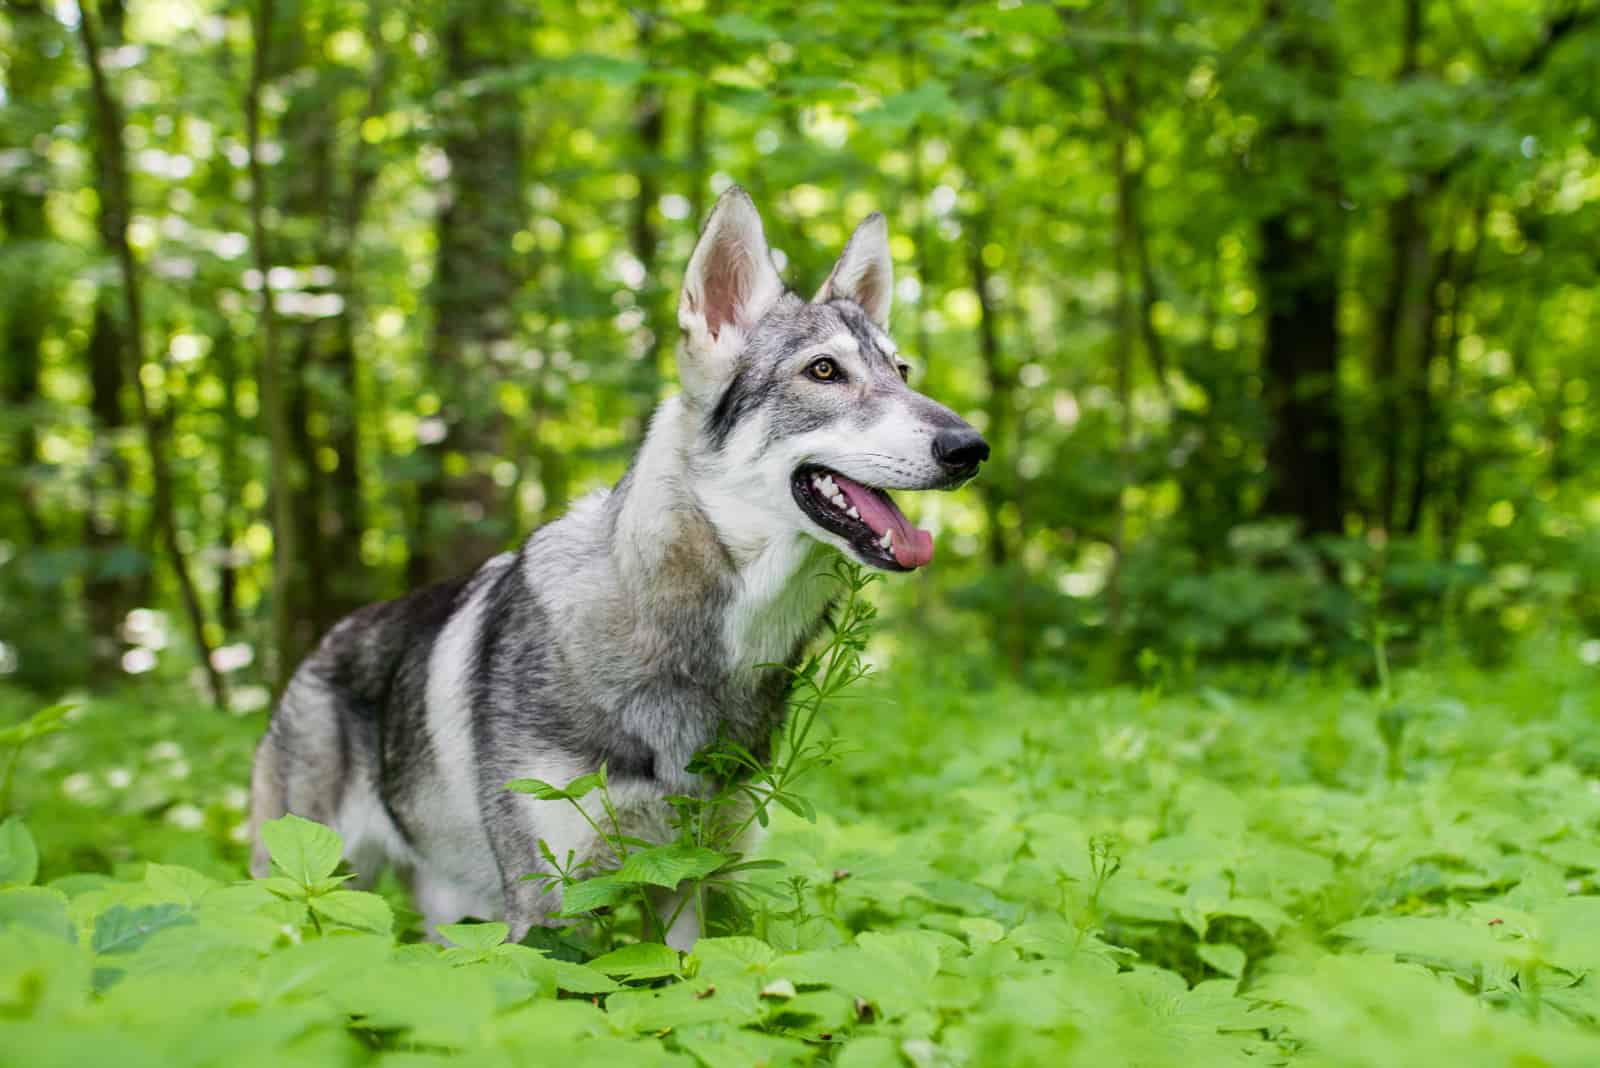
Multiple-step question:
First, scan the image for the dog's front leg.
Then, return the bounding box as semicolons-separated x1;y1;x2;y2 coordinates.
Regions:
481;787;564;944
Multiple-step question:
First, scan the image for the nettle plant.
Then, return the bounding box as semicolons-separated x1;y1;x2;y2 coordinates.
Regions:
509;559;876;948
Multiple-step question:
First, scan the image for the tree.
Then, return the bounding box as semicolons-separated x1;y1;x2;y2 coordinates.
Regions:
1253;0;1346;537
77;0;227;709
409;0;528;587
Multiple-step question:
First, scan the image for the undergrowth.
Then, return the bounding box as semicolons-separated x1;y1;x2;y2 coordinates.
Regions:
2;622;1600;1066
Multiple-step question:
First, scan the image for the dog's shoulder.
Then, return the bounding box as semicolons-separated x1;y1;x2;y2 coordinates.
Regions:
303;557;510;699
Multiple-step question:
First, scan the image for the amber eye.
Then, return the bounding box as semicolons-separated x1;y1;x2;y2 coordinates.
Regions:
807;358;840;382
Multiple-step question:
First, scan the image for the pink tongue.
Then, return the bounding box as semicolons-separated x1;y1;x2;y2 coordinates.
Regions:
830;474;935;568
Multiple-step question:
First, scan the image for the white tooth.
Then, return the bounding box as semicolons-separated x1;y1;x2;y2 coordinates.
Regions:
821;477;836;492
880;530;893;549
846;507;859;519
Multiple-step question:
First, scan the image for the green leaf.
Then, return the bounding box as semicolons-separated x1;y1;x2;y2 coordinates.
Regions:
585;942;681;980
0;816;39;886
309;890;394;933
91;904;194;955
0;886;74;941
440;921;510;952
143;863;217;906
559;874;633;916
614;843;728;889
260;813;344;885
547;957;624;994
0;702;74;747
506;769;605;801
1198;942;1247;978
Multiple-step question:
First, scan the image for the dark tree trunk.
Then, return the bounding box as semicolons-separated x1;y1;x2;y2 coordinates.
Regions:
1372;0;1431;534
1259;215;1345;536
410;0;527;587
77;0;140;675
1372;191;1429;532
214;323;244;634
1256;1;1345;537
1;0;59;549
1;171;48;549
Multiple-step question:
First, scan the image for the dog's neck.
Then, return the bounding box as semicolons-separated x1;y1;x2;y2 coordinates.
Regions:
609;395;837;677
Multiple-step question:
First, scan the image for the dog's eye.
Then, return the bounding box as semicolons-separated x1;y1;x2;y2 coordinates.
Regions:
807;358;841;383
896;363;910;382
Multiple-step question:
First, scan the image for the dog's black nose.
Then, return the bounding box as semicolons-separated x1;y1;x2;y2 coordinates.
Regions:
933;427;990;471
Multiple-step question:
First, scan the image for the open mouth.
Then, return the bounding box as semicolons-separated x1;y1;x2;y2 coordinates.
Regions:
791;466;935;571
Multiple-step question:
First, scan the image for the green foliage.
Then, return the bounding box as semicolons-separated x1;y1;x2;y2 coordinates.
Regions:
4;0;1599;693
4;636;1600;1063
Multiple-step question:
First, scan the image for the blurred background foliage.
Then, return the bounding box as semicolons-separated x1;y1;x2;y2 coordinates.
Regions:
1;0;1598;704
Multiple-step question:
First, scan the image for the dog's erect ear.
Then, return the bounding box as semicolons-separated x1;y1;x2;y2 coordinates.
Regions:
814;213;892;329
677;186;784;404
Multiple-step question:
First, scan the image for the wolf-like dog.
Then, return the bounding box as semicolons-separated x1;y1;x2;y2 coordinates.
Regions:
249;187;989;949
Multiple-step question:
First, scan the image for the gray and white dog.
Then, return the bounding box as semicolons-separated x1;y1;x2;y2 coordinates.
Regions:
249;187;988;948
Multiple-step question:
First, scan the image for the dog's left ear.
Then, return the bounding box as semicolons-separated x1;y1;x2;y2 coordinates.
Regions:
814;213;893;329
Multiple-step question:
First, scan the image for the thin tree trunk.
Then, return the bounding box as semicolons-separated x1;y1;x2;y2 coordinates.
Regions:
314;4;391;622
969;206;1024;676
409;0;527;587
631;5;666;407
970;209;1010;569
1436;197;1483;556
245;0;304;693
214;323;244;634
1107;107;1135;637
1372;190;1428;532
1400;229;1453;537
78;0;138;675
1373;0;1428;533
77;0;227;709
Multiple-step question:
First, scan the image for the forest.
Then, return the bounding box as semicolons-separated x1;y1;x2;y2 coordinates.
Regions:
2;0;1600;1064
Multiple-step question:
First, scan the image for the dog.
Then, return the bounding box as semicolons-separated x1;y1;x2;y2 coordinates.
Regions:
249;186;989;949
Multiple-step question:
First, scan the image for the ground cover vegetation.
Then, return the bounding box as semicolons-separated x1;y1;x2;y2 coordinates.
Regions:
4;631;1600;1064
4;0;1600;1063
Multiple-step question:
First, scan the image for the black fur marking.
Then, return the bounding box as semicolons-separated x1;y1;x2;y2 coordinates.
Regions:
706;366;762;449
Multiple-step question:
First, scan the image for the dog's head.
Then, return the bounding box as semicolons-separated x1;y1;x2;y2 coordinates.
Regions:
675;187;988;572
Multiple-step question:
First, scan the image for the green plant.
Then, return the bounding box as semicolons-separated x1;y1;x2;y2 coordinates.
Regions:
0;702;72;817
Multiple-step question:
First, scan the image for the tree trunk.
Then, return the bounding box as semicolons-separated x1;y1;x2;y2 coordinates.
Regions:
77;0;228;709
213;323;244;634
969;210;1011;569
246;0;307;692
76;0;140;676
409;0;527;587
1;0;57;549
1257;0;1345;537
630;5;667;407
1372;0;1430;534
969;206;1026;676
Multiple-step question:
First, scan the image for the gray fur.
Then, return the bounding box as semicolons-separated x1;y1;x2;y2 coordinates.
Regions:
249;188;986;948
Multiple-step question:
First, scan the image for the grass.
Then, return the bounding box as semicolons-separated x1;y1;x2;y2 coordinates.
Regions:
2;632;1599;1065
